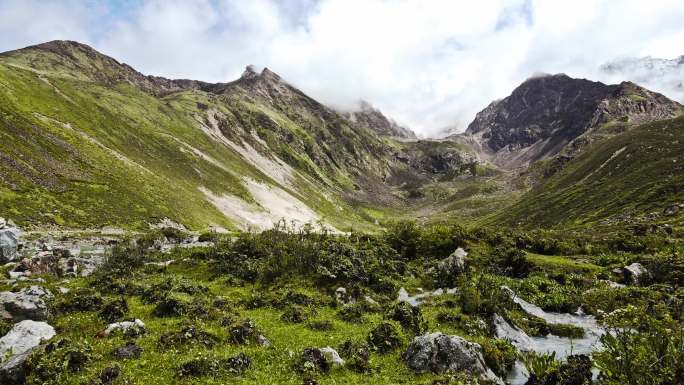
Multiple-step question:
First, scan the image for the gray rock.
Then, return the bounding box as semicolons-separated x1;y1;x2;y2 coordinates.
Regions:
404;332;503;385
0;227;21;263
335;287;351;305
437;247;468;276
113;343;142;359
0;286;53;322
257;334;271;347
624;262;649;284
320;347;345;367
0;347;36;385
0;320;56;358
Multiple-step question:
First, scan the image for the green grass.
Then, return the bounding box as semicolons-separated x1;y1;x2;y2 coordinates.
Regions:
490;116;684;229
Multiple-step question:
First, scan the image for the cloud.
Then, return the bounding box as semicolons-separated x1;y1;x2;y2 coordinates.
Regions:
1;0;683;137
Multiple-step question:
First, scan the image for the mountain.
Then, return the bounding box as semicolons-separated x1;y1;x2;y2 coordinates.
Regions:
455;73;681;169
601;55;684;103
343;101;417;139
489;115;684;228
0;40;480;231
0;41;386;230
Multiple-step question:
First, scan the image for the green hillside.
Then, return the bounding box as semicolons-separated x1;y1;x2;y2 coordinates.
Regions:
490;116;684;228
0;41;407;231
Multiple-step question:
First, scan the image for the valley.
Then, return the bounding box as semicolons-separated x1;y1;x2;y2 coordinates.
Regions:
0;40;682;385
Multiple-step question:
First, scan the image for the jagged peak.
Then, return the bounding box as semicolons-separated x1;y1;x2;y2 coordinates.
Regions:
260;67;281;82
241;65;259;79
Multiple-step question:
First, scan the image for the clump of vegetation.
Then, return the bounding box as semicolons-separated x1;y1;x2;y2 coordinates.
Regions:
481;339;517;378
25;339;94;384
54;288;103;313
228;319;261;344
281;305;314;323
386;302;425;334
177;353;251;377
308;319;334;331
153;294;190;317
594;306;684;385
368;322;404;353
338;340;372;373
98;297;128;323
159;325;219;348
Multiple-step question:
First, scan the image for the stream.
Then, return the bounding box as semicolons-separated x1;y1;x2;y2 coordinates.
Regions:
398;286;605;385
497;289;604;384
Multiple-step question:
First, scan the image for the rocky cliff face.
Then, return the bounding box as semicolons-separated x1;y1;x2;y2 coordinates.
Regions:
459;73;681;168
344;101;416;139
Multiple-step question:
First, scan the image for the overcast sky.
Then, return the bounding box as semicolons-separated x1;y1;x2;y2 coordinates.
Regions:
1;0;683;137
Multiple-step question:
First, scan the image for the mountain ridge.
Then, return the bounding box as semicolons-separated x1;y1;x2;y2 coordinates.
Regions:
452;73;681;169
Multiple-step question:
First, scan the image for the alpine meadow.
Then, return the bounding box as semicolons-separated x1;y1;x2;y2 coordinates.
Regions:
0;2;683;385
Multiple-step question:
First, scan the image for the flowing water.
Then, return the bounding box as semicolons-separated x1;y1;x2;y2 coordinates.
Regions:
497;289;604;384
398;285;605;385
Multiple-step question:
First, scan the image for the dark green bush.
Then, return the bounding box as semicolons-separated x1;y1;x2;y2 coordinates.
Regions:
98;297;128;323
367;322;404;353
386;302;425;334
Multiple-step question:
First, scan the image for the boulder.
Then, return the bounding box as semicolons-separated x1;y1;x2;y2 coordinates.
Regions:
623;262;649;284
404;332;503;385
0;286;53;321
0;320;56;357
0;227;21;264
433;247;468;285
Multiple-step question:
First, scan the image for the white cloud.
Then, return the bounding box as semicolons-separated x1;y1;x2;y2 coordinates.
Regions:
1;0;683;136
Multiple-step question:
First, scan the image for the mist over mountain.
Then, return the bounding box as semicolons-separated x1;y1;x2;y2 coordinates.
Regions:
600;54;684;103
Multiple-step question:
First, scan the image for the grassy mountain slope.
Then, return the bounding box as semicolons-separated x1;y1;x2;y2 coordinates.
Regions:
0;40;488;231
0;41;403;231
489;116;684;228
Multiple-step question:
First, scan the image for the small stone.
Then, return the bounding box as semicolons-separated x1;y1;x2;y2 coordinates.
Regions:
113;343;142;359
320;347;345;367
257;334;271;347
101;319;146;338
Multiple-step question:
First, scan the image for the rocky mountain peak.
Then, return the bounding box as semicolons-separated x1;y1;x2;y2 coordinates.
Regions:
343;100;416;139
461;73;681;169
241;65;259;79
